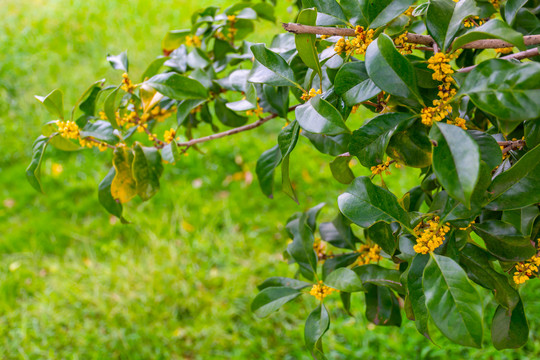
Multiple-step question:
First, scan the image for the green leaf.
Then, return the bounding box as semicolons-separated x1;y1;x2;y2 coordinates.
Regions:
364;284;402;326
430;122;481;208
295;95;349;135
524;119;540;149
35;89;64;120
302;0;347;25
407;254;431;340
333;62;380;107
385;122;432;168
459;243;519;310
106;51;128;72
26;136;50;193
41;122;80;151
145;73;208;101
319;213;358;250
365;221;397;256
257;277;311;291
322;253;360;279
486;143;540;210
214;97;248;127
278;121;300;202
162;142;181;165
338;176;411;231
80;120;116;143
503;0;528;26
349;112;413;167
365;34;422;103
472;220;536;262
423;254;483;348
303;132;350;156
491;300;529;350
111;147;137;204
426;0;478;51
255;145;282;198
132;144;163;201
104;86;121;129
249;44;300;88
141;57;169;82
324;267;364;292
467;130;502;171
305;304;330;359
98;167;127;223
330;155;355;185
287;214;318;280
251;287;302;318
176;99;206;126
457;60;540;124
354;264;404;294
452;19;525;51
341;0;368;27
295;8;321;79
502;206;540;237
367;0;415;29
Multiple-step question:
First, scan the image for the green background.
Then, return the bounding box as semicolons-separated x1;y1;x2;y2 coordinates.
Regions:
0;0;538;358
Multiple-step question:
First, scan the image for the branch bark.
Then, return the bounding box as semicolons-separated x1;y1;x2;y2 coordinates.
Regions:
176;105;299;148
282;23;540;49
458;48;540;73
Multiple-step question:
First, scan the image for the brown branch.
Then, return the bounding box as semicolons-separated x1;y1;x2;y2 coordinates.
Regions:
458;48;540;73
176;105;299;148
282;23;540;49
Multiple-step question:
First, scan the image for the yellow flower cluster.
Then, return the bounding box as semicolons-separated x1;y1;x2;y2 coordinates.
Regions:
404;6;414;16
334;26;374;55
320;34;330;40
394;33;415;55
309;281;337;301
491;0;500;9
227;15;238;38
356;244;382;266
79;137;109;151
428;53;454;83
447;117;467;130
313;238;329;260
514;255;540;285
56;120;80;139
371;160;392;175
246;103;264;117
463;16;484;28
164;128;177;143
413;217;450;254
185;35;201;47
151;106;176;122
301;88;322;101
495;47;513;55
121;73;136;93
421;54;457;126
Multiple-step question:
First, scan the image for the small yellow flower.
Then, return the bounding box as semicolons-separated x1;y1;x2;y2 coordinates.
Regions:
513;254;540;285
394;33;415;55
185;35;202;47
121;73;136;93
495;47;513;55
164;128;177;143
413;217;450;254
56;120;80;139
301;88;322;101
356;244;382;266
309;281;337;301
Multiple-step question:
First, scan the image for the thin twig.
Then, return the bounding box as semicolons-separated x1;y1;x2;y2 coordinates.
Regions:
282;23;540;49
176;105;299;148
458;48;540;73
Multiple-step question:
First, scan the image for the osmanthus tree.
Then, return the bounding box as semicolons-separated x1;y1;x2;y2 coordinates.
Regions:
27;0;540;357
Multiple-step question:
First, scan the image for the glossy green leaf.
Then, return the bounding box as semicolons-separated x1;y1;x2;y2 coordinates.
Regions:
338;176;411;231
255;145;282;198
26;136;50;193
524;119;540;149
319;213;358;250
303;131;350;156
386;122;432;168
98;167;127;223
251;287;302;318
459;243;519;310
365;221;397;256
145;73;208;100
491;300;529;350
407;254;431;340
141;57;169;82
503;0;529;26
364;284;402;326
467;130;502;171
502;206;540;237
80;120;116;143
458;60;540;124
423;254;483;348
295;8;321;78
365;34;422;103
106;51;128;72
279;121;300;202
302;0;347;25
486;143;540;210
333;62;380;107
104;86;121;129
472;220;536;262
324;267;364;292
162;29;190;52
322;253;360;279
329;155;355;185
341;0;368;27
176;99;206;126
132;144;163;201
452;19;525;51
162;142;181;164
367;0;415;29
430;122;481;208
287;213;318;279
426;0;478;51
35;89;64;120
257;277;311;291
214;97;248;127
295;95;349;135
249;44;300;87
349;112;413;167
354;264;404;294
304;304;330;360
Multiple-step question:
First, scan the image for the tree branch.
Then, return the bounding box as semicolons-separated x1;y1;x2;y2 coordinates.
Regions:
282;23;540;49
176;105;299;148
458;48;540;73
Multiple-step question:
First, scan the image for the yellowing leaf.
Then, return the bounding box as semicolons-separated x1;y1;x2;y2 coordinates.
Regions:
111;147;137;203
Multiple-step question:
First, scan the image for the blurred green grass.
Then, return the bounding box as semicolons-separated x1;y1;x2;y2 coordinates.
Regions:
1;0;539;358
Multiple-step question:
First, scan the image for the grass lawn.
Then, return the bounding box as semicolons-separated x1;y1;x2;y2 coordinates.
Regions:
1;0;539;358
